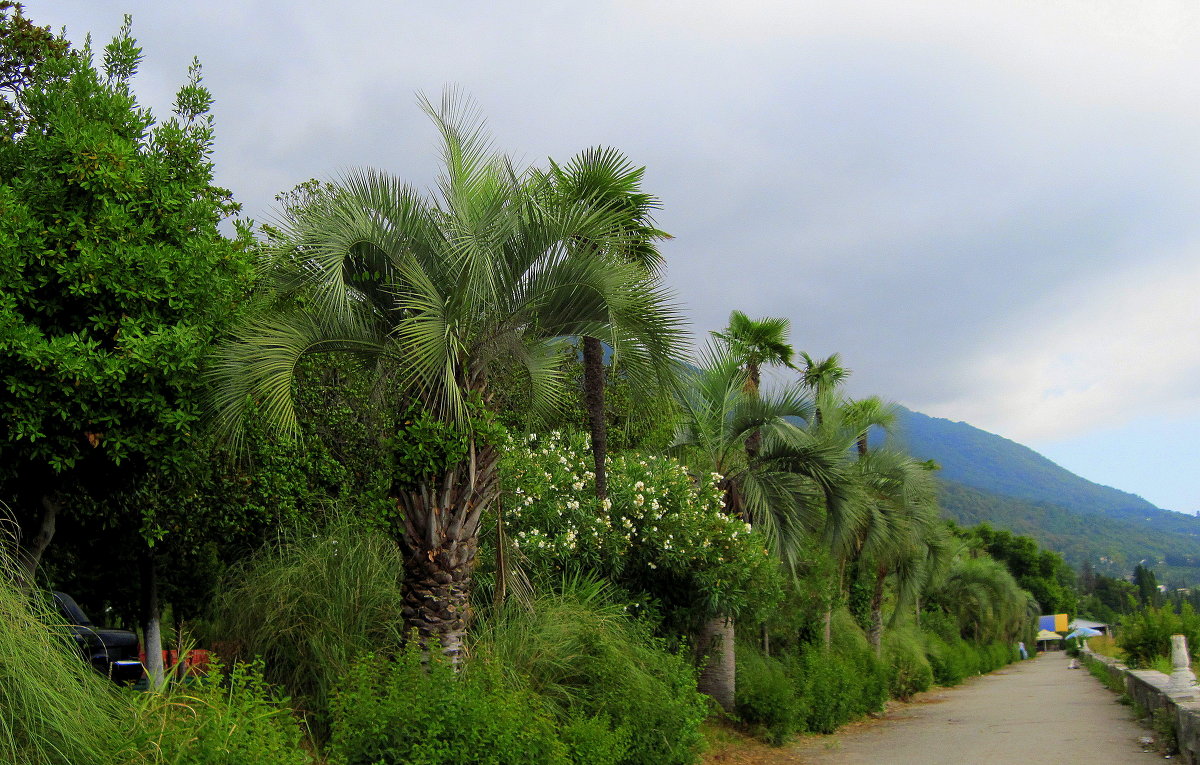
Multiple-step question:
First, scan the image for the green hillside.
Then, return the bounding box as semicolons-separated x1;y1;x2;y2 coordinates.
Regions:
889;407;1200;584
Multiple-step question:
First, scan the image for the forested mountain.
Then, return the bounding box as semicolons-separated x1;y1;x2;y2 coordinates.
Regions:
888;407;1200;584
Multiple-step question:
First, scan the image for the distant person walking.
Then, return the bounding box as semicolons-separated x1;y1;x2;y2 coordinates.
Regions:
1018;641;1028;660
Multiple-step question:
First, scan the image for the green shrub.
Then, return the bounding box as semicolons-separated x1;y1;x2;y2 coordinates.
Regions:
134;659;311;765
208;517;405;738
1117;606;1200;668
559;713;630;765
735;646;802;744
474;579;706;765
789;613;887;734
882;627;933;700
328;647;568;765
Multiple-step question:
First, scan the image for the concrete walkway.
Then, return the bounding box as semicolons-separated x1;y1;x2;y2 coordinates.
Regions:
784;651;1158;764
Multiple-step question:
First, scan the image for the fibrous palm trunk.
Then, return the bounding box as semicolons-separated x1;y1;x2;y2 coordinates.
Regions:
583;335;608;500
696;614;736;712
394;439;500;664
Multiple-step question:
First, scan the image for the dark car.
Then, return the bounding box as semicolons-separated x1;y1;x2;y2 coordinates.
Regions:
52;592;144;684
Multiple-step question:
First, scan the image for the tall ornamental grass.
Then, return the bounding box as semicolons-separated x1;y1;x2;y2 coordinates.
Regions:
207;517;405;737
0;534;133;765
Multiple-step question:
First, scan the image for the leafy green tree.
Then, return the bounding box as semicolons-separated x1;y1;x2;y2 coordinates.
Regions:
1134;564;1162;607
212;92;681;661
532;147;678;501
0;15;252;594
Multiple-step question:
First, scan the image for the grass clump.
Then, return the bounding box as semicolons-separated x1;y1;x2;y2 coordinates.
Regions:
207;517;405;738
0;537;134;765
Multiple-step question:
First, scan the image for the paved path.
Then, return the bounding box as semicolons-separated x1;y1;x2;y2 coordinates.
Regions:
782;651;1158;764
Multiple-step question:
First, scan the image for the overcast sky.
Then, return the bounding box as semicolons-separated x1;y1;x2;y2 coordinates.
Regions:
37;1;1200;513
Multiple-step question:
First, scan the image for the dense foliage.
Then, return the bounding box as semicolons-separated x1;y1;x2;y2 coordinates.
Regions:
496;432;780;624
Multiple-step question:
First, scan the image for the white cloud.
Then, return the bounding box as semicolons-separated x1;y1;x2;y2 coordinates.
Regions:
917;247;1200;440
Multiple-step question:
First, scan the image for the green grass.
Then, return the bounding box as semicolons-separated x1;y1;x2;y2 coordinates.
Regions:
0;533;135;764
207;516;405;741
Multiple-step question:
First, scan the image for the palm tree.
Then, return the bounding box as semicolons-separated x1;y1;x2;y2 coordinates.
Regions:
848;449;945;652
671;347;848;710
711;310;797;396
532;148;672;500
209;92;684;661
798;352;850;428
842;396;897;458
925;545;1034;644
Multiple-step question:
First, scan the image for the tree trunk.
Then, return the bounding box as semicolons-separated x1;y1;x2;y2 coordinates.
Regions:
582;335;608;500
856;434;868;458
868;564;887;654
16;493;59;587
761;621;770;656
395;439;500;665
140;547;165;689
696;614;736;713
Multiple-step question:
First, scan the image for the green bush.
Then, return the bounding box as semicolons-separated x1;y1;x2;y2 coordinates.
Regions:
882;627;933;700
474;579;706;765
559;713;630;765
735;646;802;744
208;517;405;738
1117;605;1200;668
328;647;568;765
789;613;887;734
134;659;311;765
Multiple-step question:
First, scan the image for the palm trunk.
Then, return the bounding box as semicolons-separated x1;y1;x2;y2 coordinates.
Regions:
856;434;868;458
582;335;608;500
868;564;887;654
696;614;736;713
744;361;762;458
16;493;59;587
140;548;165;689
395;438;500;664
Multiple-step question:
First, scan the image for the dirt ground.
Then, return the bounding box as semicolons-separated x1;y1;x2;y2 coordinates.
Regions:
704;650;1162;764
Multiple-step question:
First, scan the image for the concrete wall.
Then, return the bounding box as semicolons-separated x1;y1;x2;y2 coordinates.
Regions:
1081;649;1200;762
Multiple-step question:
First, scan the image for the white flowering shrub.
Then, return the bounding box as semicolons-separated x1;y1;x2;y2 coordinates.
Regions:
497;432;780;620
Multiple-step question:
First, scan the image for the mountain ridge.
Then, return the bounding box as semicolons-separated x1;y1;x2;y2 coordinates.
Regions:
888;405;1200;583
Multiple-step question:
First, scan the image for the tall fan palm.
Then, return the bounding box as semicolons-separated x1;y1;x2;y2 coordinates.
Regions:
711;310;797;395
671;347;849;710
842;395;897;458
799;352;850;428
209;93;684;661
532;148;673;500
925;551;1034;643
848;449;945;652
